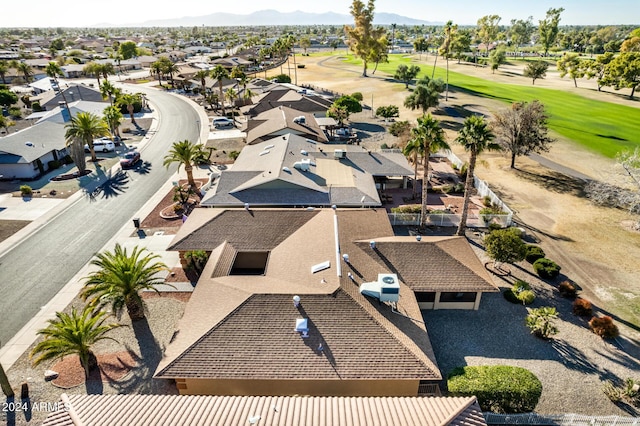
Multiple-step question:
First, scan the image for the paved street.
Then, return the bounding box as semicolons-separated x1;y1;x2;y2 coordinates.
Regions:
0;88;201;346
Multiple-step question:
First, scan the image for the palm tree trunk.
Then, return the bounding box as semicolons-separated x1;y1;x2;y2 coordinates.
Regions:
128;105;136;125
431;53;438;79
81;351;98;379
218;83;226;116
185;164;195;187
445;57;449;101
125;297;145;321
0;362;14;397
456;151;477;236
89;143;98;162
412;154;418;199
420;144;431;228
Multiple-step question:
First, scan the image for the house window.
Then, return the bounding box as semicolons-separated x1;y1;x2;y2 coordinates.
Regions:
230;251;269;275
415;292;435;303
439;292;477;303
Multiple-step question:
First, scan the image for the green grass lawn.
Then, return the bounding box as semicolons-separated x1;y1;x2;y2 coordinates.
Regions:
334;54;640;158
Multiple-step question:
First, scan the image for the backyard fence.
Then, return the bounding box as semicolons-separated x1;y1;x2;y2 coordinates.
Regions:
484;412;640;425
387;212;511;228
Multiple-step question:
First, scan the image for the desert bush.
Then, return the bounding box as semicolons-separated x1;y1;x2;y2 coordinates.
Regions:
447;365;542;413
488;222;503;232
8;107;21;118
351;92;363;101
589;316;619;339
572;298;593;316
533;258;561;279
184;250;209;275
525;245;546;263
388;120;411;136
526;306;559;339
20;185;32;196
229;151;240;161
483;195;492;207
558;280;577;298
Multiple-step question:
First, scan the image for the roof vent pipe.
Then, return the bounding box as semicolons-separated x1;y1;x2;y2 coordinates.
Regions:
293;295;300;307
416;235;422;241
342;254;349;263
370;241;376;249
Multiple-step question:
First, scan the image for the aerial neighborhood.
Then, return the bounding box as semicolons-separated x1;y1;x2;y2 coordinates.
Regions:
0;1;639;425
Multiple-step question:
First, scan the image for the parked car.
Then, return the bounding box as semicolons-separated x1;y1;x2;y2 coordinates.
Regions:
120;151;141;168
212;117;234;129
84;138;115;153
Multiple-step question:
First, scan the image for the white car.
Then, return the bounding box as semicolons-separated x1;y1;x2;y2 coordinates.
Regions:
85;138;115;153
212;118;234;129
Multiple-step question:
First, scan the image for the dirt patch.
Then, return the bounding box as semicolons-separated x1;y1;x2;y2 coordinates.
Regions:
0;219;30;243
50;351;137;389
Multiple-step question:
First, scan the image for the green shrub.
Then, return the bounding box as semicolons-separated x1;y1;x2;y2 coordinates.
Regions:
229;151;240;161
458;163;468;180
519;290;536;305
8;107;21;118
391;205;421;213
589;316;619;339
526;306;559;339
573;298;593;316
503;288;519;303
525;245;546;263
184;250;209;275
31;101;42;112
488;222;503;232
505;280;535;305
351;91;363;101
388;120;411;137
533;258;561;279
447;365;542;413
558;280;577;298
483;195;492;207
20;185;32;196
273;73;291;83
47;160;60;170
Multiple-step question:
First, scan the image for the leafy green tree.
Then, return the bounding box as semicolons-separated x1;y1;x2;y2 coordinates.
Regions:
369;34;389;75
299;36;311;54
103;105;123;141
50;38;65;52
375;105;399;119
493;100;554;168
526;307;559;339
82;244;168;322
210;65;229;115
601;52;640;99
523;61;549;85
403;76;445;114
489;47;507;73
557;53;585;87
408;114;450;227
65;111;110;163
450;29;472;64
509;17;535;53
333;95;362;120
344;0;386;77
163;139;207;188
455;115;500;236
584;52;615;91
413;37;428;54
30;306;121;378
538;8;564;56
484;228;527;268
0;60;9;84
119;41;138;60
394;64;421;88
0;89;18;107
476;14;502;56
327;105;348;125
621;36;640;53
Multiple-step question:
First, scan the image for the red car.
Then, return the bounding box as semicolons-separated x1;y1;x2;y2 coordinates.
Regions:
120;151;141;168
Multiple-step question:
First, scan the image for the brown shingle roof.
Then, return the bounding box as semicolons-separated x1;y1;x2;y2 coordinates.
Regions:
156;290;438;380
354;237;498;293
169;209;319;252
43;394;486;426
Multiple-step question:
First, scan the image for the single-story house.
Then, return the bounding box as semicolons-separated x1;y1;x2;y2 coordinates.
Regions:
246;106;328;144
199;133;413;208
241;86;333;118
0;121;68;179
154;208;497;396
43;394;486;426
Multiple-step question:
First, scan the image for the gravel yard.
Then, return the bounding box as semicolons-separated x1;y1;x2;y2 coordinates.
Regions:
424;233;640;416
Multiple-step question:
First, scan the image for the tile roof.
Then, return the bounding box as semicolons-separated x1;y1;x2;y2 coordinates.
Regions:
43;394;486;426
353;237;498;293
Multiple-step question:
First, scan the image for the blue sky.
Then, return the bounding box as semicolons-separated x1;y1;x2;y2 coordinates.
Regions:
1;0;639;27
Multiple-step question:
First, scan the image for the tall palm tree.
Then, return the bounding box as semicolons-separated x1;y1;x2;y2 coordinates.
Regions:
150;60;164;86
403;77;445;115
65;111;110;163
82;62;102;87
210;65;229;116
103;105;123;141
100;80;119;106
410;114;450;227
81;244;168;322
163;139;207;188
30;306;121;379
441;21;454;101
455;115;500;236
100;62;115;82
225;87;237;116
117;93;138;125
17;62;34;83
402;137;422;200
194;69;209;94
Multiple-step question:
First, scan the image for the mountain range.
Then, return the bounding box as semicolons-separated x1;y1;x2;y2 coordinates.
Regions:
106;10;439;27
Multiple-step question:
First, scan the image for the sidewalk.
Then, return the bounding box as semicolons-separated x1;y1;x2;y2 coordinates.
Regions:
0;88;211;370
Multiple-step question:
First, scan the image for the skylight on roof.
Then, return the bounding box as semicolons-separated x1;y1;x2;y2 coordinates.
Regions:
311;261;330;274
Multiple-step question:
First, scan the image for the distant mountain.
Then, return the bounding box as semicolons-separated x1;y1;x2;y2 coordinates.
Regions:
121;10;438;27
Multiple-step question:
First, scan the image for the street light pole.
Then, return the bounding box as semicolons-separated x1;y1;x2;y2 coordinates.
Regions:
196;120;201;144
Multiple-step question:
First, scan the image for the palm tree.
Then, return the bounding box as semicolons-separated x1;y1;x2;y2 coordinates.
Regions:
150;60;164;86
455;115;500;236
410;115;450;227
441;21;454;101
402;137;422;199
403;77;445;115
164;61;179;88
65;111;110;163
225;87;237;116
117;93;138;125
194;69;209;94
82;62;102;87
163;139;206;188
0;115;14;134
210;65;229;116
100;80;119;106
30;306;121;379
103;105;123;141
81;244;168;322
17;62;34;83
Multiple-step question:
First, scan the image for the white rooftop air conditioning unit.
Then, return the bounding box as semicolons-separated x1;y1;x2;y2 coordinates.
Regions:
359;273;400;303
334;149;346;159
293;115;306;124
